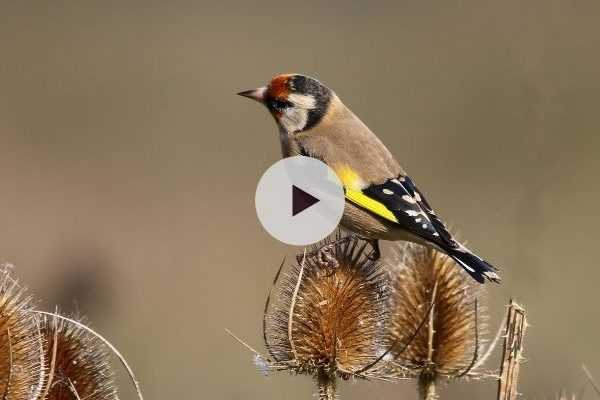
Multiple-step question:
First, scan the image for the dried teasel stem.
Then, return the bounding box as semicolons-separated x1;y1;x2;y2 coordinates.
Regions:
418;372;438;400
418;283;439;400
497;300;527;400
426;283;437;366
416;283;439;400
316;368;337;400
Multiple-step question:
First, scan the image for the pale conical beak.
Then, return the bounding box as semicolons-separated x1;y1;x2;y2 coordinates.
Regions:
237;86;267;103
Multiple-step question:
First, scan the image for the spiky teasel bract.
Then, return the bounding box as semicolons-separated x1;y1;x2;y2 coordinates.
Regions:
553;391;579;400
582;364;600;399
262;234;393;397
0;267;45;400
386;243;493;398
39;314;118;400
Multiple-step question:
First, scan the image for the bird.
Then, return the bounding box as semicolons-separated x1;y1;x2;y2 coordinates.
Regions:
238;74;500;284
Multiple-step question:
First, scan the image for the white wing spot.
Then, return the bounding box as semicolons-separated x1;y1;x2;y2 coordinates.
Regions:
402;195;417;204
415;218;422;223
421;223;428;229
382;188;394;195
405;210;419;217
485;271;500;280
433;232;440;237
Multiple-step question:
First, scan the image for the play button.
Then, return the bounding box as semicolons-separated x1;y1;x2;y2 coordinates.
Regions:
292;185;320;216
255;156;345;246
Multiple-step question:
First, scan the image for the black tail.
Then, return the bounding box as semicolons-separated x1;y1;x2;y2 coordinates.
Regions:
447;247;501;284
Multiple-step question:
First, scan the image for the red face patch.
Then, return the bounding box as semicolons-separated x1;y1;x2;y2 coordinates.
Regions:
267;74;292;99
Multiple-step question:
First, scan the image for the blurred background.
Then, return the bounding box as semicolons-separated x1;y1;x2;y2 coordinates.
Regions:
1;1;599;399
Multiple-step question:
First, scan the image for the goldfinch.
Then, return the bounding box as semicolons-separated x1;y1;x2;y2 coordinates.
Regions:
238;74;500;283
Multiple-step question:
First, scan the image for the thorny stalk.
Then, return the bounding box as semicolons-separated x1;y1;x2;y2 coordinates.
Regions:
418;283;439;400
317;369;337;400
418;373;437;400
497;300;527;400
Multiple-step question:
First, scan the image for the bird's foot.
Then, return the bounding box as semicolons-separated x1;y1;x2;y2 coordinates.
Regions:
297;243;341;277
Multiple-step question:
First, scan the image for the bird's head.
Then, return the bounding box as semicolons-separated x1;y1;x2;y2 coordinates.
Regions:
238;74;333;134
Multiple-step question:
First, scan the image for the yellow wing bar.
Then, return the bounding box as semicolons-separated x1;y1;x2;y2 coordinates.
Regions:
333;164;399;223
344;188;398;223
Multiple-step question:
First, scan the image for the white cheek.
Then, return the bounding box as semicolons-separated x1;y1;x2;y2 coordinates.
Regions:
287;93;317;109
280;108;309;133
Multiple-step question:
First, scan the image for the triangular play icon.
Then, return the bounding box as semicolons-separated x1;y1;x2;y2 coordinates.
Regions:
292;185;320;216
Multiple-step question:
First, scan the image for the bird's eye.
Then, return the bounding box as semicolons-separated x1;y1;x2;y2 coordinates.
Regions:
272;99;292;111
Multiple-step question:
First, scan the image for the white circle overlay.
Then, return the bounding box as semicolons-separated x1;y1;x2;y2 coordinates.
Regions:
255;156;345;246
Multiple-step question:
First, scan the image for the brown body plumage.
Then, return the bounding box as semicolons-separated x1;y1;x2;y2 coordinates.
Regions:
296;96;403;183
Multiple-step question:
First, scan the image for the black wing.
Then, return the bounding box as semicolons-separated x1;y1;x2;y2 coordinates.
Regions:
361;175;500;283
362;175;458;250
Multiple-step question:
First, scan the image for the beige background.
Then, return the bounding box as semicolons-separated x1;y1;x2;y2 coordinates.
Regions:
1;1;599;399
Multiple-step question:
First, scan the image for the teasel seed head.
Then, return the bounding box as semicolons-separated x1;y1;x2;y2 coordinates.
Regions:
262;234;393;397
39;314;118;400
0;266;45;400
386;243;489;397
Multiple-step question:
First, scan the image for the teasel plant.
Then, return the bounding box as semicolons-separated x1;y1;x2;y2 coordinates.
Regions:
0;265;45;399
0;264;144;400
385;242;503;400
228;234;401;399
228;234;534;399
37;314;118;400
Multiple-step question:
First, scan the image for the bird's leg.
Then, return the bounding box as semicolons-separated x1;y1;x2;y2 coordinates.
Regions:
296;236;353;266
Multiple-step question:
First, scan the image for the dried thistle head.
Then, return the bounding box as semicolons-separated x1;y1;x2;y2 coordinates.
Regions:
40;314;117;400
264;235;391;380
387;243;487;382
0;267;45;399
